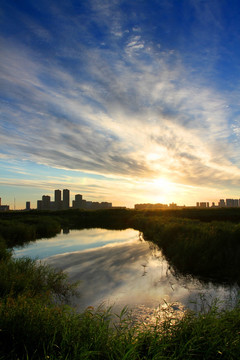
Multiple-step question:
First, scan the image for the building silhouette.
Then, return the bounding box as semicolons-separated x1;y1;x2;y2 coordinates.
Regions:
36;189;112;211
63;189;70;210
0;197;10;211
42;195;51;210
54;189;62;210
26;201;31;211
72;194;83;209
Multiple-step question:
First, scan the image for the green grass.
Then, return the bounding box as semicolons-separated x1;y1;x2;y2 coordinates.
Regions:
1;288;240;359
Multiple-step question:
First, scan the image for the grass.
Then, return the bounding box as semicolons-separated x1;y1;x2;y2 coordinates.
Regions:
136;216;240;284
1;288;240;359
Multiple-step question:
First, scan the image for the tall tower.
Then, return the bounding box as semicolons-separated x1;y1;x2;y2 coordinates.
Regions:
63;189;70;209
54;189;62;210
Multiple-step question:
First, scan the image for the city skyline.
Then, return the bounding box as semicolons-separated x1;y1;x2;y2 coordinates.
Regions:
2;189;240;211
36;188;112;211
1;1;240;209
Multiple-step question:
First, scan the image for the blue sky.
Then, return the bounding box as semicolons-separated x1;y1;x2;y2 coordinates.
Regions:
1;0;240;209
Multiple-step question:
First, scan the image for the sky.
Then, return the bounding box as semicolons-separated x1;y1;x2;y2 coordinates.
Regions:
1;0;240;209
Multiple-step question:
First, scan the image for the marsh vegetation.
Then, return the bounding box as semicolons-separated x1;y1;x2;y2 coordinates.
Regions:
1;208;240;359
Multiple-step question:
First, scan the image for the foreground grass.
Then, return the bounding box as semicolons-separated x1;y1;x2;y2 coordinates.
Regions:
1;288;240;359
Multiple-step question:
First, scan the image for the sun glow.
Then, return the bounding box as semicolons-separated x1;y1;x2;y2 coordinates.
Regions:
152;177;174;192
145;177;176;203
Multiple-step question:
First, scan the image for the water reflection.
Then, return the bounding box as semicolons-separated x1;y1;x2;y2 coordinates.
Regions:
13;228;138;260
42;230;239;315
14;228;239;322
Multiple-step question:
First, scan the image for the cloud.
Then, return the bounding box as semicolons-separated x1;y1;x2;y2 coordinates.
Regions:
1;0;240;198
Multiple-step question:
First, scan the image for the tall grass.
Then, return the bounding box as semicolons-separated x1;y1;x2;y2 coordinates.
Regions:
1;292;240;359
137;216;240;284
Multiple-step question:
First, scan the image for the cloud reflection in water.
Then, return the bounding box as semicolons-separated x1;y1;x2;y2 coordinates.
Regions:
44;231;236;313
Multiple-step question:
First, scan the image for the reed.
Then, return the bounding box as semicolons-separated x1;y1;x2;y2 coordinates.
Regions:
1;290;240;359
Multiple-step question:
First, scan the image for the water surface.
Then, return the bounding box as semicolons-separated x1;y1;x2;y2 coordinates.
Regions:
14;229;239;319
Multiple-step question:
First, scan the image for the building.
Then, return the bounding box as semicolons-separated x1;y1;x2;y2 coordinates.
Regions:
54;189;62;210
72;194;83;209
42;195;51;210
218;199;225;207
72;194;112;210
26;201;31;211
234;199;239;207
37;200;42;210
63;189;70;209
135;203;168;210
36;189;112;211
225;199;239;207
0;197;10;211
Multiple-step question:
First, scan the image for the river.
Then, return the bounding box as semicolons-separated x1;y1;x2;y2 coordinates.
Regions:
13;228;239;322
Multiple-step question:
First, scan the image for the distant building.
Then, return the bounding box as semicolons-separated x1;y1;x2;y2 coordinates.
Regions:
72;194;83;209
0;205;9;211
26;201;31;211
219;199;225;207
42;195;51;210
225;199;239;207
0;197;10;211
54;189;62;210
63;189;70;210
135;203;168;210
36;189;112;211
37;200;42;210
199;202;209;208
234;199;239;207
72;194;112;210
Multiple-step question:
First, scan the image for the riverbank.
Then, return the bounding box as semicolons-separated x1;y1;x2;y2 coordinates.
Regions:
1;208;240;358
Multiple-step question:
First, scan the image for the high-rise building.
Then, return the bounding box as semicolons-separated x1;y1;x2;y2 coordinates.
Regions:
54;189;62;210
26;201;31;210
63;189;70;209
42;195;51;210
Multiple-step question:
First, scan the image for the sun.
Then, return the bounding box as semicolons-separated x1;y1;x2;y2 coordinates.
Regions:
152;178;173;192
147;177;176;203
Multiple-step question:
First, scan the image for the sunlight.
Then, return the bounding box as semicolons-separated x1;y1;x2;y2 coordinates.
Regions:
147;177;175;203
152;177;174;192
